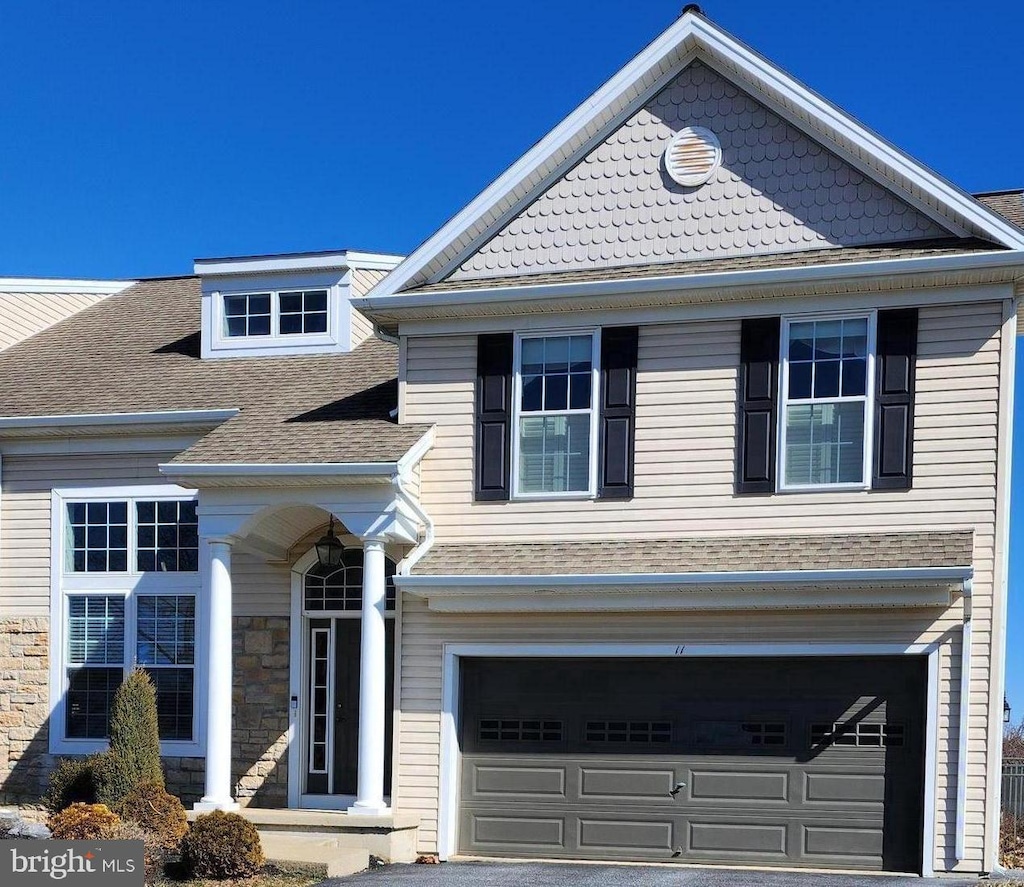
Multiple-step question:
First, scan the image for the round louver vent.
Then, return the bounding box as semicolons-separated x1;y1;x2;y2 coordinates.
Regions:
664;126;722;187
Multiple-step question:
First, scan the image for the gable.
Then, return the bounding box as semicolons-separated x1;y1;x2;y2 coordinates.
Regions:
447;61;951;282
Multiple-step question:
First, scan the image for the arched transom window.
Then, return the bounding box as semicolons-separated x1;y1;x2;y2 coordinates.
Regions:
303;548;396;612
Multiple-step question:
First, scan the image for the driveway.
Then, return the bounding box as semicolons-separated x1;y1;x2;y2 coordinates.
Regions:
321;860;984;887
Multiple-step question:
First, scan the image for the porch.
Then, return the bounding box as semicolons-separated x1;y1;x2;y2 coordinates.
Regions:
159;454;432;826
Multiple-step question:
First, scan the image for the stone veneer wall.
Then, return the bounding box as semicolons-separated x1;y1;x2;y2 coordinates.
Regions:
0;616;292;809
0;619;52;803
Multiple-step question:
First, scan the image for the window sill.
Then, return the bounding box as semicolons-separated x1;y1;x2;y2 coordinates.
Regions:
776;483;871;494
510;492;596;502
49;737;203;758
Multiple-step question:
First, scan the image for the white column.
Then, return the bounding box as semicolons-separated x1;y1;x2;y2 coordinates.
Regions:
349;537;389;815
196;539;239;811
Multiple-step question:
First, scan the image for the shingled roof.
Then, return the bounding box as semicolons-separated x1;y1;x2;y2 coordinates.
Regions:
411;531;974;576
404;237;1002;292
976;190;1024;232
0;277;430;464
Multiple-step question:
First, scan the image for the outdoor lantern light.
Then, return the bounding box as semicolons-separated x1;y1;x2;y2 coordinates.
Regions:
1006;698;1012;724
315;516;345;568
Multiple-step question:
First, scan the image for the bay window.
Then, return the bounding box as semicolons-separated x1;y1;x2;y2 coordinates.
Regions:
779;314;875;490
512;332;599;497
52;486;201;753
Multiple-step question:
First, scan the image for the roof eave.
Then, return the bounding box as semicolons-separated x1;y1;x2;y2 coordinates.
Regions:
0;409;239;439
356;248;1024;329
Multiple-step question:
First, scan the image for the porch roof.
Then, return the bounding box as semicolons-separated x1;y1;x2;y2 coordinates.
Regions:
409;531;974;576
0;276;431;464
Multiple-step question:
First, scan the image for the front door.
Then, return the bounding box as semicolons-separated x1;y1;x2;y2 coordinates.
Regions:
305;618;395;797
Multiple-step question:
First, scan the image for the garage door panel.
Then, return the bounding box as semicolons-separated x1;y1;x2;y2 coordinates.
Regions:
687;821;788;855
689;769;789;802
466;813;566;850
471;764;566;798
458;656;925;872
802;824;884;859
579;766;677;801
804;771;886;803
578;818;675;853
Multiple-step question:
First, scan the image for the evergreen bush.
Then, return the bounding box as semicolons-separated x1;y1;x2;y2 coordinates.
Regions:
180;812;265;880
96;668;164;807
116;782;188;852
47;803;120;841
44;756;101;812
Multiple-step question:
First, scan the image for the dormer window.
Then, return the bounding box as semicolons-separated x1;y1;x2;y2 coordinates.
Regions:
224;293;272;337
279;290;328;335
195;250;404;360
222;289;329;339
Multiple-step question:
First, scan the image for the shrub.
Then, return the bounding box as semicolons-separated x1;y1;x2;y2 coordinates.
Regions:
1003;812;1024;868
44;756;102;812
48;803;120;841
96;668;164;807
109;820;166;884
116;782;188;852
180;811;265;880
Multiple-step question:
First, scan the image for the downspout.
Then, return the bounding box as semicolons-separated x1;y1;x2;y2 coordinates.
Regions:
393;475;434;576
373;322;399;346
956;577;973;862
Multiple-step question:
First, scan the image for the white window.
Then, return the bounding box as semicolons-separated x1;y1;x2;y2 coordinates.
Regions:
51;487;202;754
779;314;875;490
221;288;330;339
512;331;599;498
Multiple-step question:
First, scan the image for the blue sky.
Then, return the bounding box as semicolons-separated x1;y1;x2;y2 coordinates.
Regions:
1;2;1023;701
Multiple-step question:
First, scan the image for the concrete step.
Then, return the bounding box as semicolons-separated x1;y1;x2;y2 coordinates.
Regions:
259;832;368;879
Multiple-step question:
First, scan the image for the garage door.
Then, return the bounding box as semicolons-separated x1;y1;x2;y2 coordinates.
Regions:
459;657;925;872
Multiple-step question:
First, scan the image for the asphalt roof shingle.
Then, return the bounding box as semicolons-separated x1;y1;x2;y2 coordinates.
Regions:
408;238;1002;292
0;277;430;464
976;190;1024;231
412;531;974;575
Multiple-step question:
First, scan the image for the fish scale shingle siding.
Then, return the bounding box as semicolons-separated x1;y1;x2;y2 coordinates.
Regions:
448;61;949;281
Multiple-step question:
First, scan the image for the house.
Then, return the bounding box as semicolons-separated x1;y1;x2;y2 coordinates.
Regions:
0;5;1022;877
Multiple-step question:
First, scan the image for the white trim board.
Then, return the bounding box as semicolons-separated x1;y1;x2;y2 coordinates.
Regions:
436;641;943;876
367;10;1024;300
194;251;403;277
0;277;134;295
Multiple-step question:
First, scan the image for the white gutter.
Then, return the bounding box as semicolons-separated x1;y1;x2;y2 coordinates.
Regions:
358;249;1024;314
957;578;974;862
397;565;973;588
159;461;402;478
0;408;239;431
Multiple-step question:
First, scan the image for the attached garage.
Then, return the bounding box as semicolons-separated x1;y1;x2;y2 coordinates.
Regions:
458;656;926;872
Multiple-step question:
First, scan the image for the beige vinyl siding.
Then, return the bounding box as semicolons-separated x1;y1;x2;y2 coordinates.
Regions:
0;292;109;351
0;453;176;618
404;302;1000;540
350;270;390;348
0;452;288;619
399;299;1004;872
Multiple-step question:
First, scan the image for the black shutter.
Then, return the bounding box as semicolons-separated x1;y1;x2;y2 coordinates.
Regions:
873;308;918;490
598;326;639;499
735;317;780;494
475;333;513;501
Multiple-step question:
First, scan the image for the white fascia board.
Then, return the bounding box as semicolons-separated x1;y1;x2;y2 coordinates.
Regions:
397;565;973;588
0;277;134;295
369;12;1024;300
688;17;1024;250
359;249;1024;314
0;408;238;433
194;251;405;277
